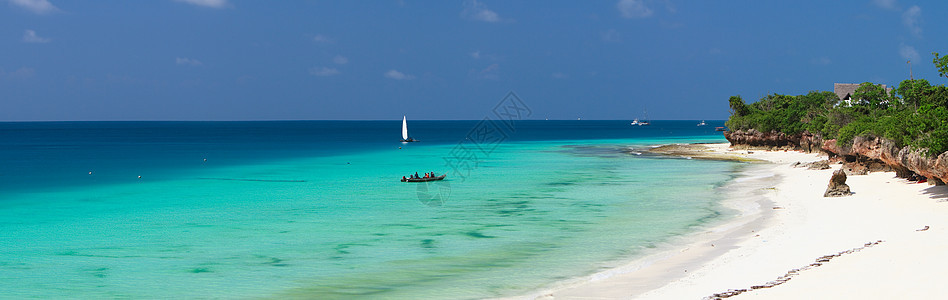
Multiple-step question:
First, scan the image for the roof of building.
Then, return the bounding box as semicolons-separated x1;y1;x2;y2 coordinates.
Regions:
834;83;860;100
834;83;892;101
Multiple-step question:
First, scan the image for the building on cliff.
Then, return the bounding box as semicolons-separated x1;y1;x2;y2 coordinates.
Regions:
834;83;893;107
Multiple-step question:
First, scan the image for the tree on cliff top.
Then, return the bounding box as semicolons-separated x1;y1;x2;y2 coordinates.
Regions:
934;52;948;79
724;91;833;135
852;82;895;109
896;79;931;111
729;96;749;116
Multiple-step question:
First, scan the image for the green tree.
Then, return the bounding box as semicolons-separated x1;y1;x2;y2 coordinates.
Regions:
913;104;948;155
923;85;948;108
896;79;931;111
729;95;749;116
852;82;892;109
934;52;948;79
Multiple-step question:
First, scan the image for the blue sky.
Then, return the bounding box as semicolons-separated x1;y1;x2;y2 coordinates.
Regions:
2;0;946;121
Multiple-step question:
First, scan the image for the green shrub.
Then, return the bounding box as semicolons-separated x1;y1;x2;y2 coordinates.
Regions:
837;119;873;145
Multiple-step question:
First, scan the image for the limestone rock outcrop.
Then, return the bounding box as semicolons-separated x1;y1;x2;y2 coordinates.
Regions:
824;169;852;197
726;129;948;185
723;129;799;149
842;162;868;176
806;160;831;170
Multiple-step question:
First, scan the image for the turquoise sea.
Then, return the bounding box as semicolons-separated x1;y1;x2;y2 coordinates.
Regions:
0;120;739;299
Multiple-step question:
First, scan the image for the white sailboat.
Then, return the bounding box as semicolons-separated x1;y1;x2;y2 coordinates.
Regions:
400;115;417;142
697;120;707;126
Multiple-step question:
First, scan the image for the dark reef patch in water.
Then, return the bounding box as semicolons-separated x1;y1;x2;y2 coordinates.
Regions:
482;224;514;228
464;231;496;238
556;144;630;158
83;267;110;278
263;256;288;267
333;242;374;255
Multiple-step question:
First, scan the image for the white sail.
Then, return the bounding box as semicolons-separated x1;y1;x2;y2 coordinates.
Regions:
402;115;409;140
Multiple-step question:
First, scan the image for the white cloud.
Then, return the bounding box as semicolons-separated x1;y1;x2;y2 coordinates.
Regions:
902;5;922;38
384;69;415;80
310;67;340;77
899;44;920;62
477;64;499;80
469;50;501;60
462;0;502;23
810;57;832;65
872;0;898;10
601;29;621;42
2;67;36;80
8;0;59;15
22;29;50;43
617;0;652;18
313;34;334;44
175;57;203;66
333;55;348;65
174;0;229;9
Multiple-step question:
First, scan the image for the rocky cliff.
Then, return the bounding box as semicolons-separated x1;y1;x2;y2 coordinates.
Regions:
726;129;948;185
723;129;800;149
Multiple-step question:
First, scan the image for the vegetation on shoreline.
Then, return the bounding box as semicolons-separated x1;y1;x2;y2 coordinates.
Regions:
726;52;948;156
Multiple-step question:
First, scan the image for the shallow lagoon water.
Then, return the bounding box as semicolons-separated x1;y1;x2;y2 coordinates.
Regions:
0;120;739;298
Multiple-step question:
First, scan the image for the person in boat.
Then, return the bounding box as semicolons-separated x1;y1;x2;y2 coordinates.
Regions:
415;172;419;178
402;176;407;181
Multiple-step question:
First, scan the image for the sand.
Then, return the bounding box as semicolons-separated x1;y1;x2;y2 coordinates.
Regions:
520;143;948;299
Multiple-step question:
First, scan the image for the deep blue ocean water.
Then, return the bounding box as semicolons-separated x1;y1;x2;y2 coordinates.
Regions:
0;120;737;298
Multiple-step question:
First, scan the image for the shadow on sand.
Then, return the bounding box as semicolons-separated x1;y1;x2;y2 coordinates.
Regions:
921;185;948;202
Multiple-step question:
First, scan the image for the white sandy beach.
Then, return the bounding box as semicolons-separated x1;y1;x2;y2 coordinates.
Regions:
524;143;948;299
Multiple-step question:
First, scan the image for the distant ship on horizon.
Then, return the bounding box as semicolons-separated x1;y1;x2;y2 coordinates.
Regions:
631;108;650;126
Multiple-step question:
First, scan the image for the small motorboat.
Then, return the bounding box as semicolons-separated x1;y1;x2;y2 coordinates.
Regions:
401;174;446;182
